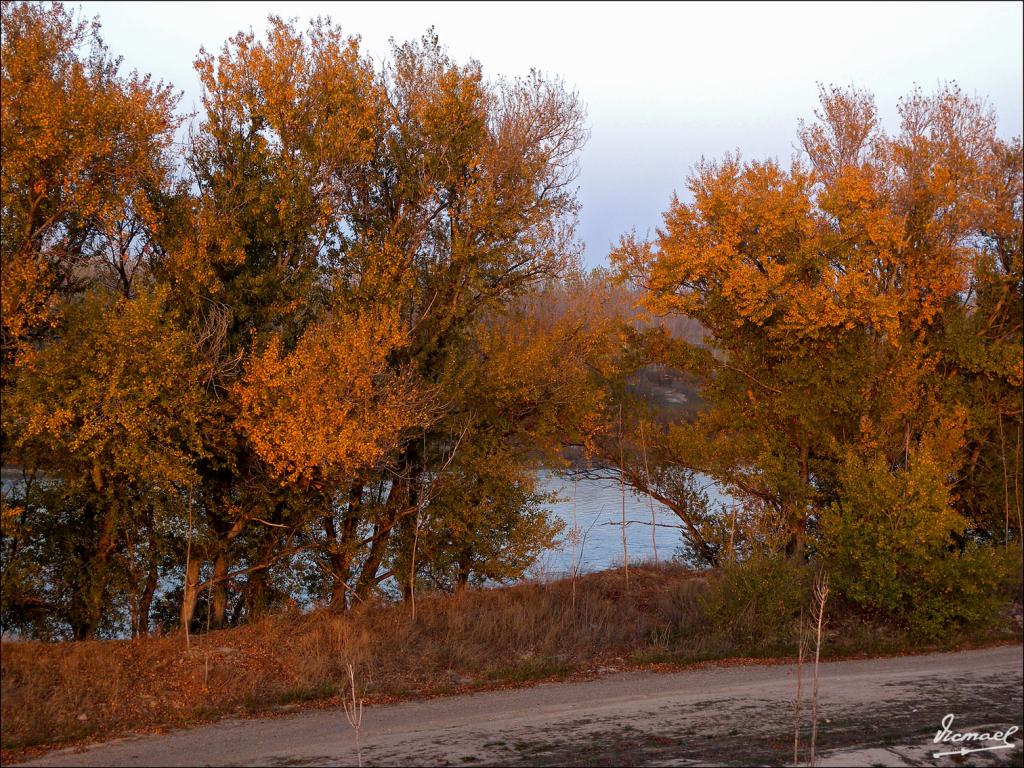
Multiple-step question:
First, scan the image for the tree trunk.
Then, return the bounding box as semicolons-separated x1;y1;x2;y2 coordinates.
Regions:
455;549;472;593
325;481;362;611
137;558;158;637
792;437;810;561
790;514;807;562
330;578;349;611
73;504;119;639
398;515;417;602
354;473;409;602
128;591;140;640
210;552;229;629
240;569;269;622
180;555;201;632
354;522;390;601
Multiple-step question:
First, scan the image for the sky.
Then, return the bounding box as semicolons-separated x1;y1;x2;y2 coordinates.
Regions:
77;1;1024;268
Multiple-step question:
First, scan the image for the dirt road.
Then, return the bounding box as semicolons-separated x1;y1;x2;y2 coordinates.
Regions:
23;645;1023;767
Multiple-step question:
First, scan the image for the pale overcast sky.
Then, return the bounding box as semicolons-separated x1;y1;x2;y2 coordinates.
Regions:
76;1;1024;268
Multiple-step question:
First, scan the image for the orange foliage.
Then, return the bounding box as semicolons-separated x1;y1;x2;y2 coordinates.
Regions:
612;84;1023;553
1;2;180;360
237;310;428;486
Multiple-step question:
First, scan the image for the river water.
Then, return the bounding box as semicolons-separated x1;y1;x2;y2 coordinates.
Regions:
0;467;724;587
532;473;729;577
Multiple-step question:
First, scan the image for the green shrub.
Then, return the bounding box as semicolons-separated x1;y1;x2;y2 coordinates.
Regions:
699;555;812;646
819;449;1013;639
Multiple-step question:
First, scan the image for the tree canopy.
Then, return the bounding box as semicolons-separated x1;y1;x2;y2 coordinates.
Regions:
2;3;1020;642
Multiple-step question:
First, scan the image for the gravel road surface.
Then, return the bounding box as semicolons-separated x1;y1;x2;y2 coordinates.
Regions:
22;644;1023;767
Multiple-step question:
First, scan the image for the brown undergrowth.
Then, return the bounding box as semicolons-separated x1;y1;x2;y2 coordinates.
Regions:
2;562;1019;761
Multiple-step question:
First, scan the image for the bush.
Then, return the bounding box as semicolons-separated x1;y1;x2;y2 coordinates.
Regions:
698;555;812;646
819;450;1014;639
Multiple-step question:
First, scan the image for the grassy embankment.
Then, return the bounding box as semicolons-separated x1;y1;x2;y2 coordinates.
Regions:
2;562;1021;761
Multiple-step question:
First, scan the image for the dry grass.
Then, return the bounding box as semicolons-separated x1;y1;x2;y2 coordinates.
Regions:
2;561;1019;761
0;564;705;755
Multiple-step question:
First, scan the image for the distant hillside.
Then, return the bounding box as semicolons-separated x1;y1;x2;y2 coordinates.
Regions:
628;363;705;423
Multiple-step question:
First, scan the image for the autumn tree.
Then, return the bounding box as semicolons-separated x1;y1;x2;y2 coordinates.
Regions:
1;1;181;370
162;19;589;621
234;308;430;611
611;85;1022;626
398;277;615;593
286;31;589;606
0;5;612;636
1;2;196;640
159;16;387;629
1;287;204;638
